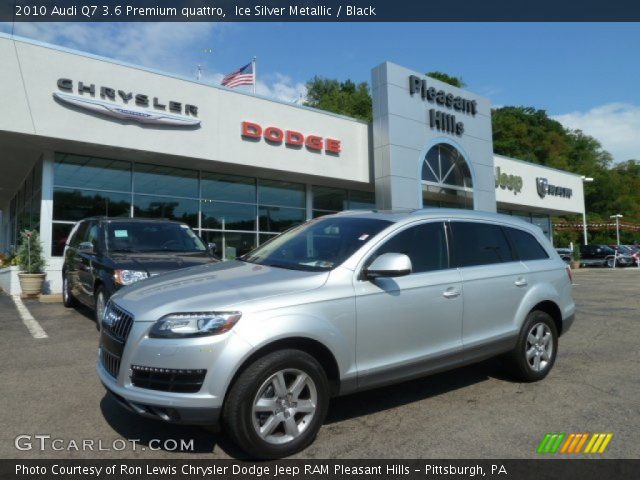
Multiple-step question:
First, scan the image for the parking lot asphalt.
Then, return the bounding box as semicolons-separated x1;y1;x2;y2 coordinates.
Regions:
0;268;638;459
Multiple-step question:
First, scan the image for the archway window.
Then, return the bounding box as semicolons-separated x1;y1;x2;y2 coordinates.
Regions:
421;144;474;209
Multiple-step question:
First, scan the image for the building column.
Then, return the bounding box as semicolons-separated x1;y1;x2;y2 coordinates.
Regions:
39;152;54;260
305;184;313;220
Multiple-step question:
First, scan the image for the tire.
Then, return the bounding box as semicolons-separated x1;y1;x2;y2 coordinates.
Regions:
508;310;558;382
94;286;108;332
222;349;330;459
62;273;77;308
606;257;615;268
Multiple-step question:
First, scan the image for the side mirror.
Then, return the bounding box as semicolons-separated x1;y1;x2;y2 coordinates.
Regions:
207;242;217;257
365;253;412;279
78;241;94;254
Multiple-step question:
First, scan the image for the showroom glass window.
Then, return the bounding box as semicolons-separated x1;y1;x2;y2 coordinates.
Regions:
132;164;199;227
200;173;258;261
422;143;473;209
312;186;376;218
51;153;373;259
6;160;43;253
52;154;132;256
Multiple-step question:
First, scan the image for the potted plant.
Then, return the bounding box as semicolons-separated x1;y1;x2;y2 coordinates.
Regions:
16;230;46;296
571;243;581;269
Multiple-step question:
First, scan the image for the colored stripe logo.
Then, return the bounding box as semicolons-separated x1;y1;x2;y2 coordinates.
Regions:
537;433;613;454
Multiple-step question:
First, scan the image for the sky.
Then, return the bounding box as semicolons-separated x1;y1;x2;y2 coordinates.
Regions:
1;22;639;163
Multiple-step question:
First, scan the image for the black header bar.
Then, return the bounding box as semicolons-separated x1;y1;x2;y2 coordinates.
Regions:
3;0;640;22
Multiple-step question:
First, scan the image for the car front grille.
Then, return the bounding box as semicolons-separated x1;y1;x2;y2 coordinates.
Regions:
99;302;135;379
130;365;207;393
100;348;121;378
102;302;134;342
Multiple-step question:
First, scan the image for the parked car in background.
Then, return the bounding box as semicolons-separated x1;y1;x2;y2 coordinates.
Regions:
555;247;573;264
579;244;634;268
98;209;575;459
609;245;640;266
63;217;218;326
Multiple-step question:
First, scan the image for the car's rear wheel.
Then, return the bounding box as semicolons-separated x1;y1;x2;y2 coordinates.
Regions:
509;310;558;382
222;349;329;459
94;286;108;332
62;273;77;308
606;257;615;268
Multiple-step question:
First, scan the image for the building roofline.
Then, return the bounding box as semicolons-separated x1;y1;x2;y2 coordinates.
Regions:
493;154;585;179
0;31;369;126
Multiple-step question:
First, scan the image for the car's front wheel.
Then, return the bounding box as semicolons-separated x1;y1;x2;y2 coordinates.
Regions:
94;286;108;332
509;310;558;382
222;349;329;459
62;273;76;308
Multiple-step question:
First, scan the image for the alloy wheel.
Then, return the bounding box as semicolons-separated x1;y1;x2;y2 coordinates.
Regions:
95;292;106;330
525;322;553;372
251;369;318;445
63;277;69;303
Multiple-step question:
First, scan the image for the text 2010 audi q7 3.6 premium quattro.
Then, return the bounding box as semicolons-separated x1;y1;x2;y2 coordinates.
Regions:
98;209;575;458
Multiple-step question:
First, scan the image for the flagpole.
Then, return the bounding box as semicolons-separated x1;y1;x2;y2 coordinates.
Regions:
252;56;256;94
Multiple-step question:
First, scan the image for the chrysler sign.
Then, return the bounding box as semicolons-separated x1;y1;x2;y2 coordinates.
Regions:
54;78;200;127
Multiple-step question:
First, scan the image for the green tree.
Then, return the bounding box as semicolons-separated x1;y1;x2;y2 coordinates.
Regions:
16;230;46;273
426;71;466;88
304;76;372;122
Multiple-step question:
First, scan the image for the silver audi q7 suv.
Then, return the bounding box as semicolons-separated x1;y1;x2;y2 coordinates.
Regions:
98;209;575;458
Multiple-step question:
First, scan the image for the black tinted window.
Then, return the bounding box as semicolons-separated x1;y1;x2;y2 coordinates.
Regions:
69;221;89;247
370;222;448;273
505;227;549;261
450;222;514;267
86;223;100;248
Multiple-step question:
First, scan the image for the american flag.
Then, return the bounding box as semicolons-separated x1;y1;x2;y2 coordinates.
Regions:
221;62;254;88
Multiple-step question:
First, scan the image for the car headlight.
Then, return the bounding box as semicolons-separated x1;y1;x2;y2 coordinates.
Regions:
149;312;242;338
114;269;149;286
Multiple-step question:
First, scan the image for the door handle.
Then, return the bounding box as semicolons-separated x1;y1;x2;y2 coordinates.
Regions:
443;288;461;299
514;278;528;287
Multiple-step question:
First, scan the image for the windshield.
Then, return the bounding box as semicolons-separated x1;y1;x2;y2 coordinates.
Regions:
240;216;392;271
106;222;206;253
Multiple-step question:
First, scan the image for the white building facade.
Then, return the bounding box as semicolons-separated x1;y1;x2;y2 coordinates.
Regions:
0;34;585;294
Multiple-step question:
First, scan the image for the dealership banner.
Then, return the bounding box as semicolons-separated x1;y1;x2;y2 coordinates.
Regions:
2;460;640;480
2;0;640;22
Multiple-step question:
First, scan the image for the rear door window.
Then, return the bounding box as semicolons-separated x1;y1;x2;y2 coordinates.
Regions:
450;221;515;267
504;227;549;261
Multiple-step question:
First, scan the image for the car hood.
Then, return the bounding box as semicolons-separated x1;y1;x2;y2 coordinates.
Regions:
111;260;329;321
109;251;214;275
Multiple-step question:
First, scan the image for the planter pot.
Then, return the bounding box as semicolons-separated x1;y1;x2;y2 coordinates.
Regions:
570;261;581;270
18;272;46;296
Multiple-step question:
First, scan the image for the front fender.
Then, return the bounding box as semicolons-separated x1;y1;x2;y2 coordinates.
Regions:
229;311;356;394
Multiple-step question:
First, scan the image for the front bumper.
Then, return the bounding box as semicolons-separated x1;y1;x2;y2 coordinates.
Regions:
97;320;254;426
102;381;221;426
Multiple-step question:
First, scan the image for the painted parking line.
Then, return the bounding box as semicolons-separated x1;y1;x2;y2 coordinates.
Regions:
11;295;48;339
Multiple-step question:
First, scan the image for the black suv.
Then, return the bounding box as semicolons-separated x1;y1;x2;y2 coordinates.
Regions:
62;217;218;326
579;243;634;268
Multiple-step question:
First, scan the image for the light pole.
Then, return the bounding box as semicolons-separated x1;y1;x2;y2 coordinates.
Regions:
581;176;593;245
610;214;623;246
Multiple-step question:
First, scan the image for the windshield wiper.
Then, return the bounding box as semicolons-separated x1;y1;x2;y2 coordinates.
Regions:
110;248;140;253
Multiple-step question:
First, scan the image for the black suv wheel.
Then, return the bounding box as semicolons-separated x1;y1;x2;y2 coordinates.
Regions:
222;349;329;459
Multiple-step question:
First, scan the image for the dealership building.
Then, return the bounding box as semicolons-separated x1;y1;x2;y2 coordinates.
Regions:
0;33;585;294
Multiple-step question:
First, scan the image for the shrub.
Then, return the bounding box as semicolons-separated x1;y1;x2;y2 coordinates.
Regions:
16;230;46;274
